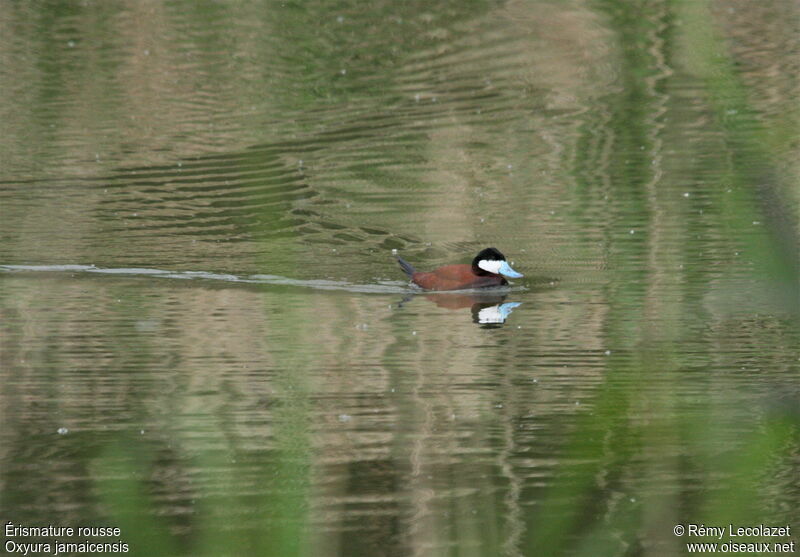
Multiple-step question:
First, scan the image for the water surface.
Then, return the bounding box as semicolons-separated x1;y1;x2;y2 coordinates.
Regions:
1;1;798;556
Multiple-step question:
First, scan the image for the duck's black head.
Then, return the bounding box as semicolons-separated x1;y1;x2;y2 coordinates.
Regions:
471;247;523;278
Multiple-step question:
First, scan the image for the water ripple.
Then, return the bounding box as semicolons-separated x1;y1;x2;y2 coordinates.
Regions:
0;264;527;296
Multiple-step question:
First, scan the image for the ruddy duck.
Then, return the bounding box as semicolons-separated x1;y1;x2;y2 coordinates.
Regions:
397;247;523;291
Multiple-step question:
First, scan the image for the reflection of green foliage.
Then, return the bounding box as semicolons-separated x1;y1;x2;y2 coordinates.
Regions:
526;0;799;555
93;442;179;557
194;418;311;557
679;0;799;294
94;354;312;557
263;0;492;104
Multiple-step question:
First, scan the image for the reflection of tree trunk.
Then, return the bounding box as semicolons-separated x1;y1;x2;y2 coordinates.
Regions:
408;366;437;557
498;399;524;557
640;2;683;553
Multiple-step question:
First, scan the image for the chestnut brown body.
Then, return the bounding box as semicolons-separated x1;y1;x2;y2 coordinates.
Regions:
409;264;508;291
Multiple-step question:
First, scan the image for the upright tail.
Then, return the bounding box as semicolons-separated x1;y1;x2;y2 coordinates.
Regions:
396;254;416;277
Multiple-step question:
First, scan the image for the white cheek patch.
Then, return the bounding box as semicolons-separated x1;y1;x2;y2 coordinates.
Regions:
478;259;502;274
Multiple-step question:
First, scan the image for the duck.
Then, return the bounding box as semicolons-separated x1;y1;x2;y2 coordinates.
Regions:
396;247;523;291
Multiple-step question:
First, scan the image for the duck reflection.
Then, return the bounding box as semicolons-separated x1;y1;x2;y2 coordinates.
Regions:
423;292;522;326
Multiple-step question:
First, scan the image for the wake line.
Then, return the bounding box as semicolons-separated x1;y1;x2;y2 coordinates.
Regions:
0;264;412;294
1;264;527;295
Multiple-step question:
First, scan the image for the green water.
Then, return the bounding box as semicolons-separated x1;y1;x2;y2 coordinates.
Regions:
1;1;798;556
